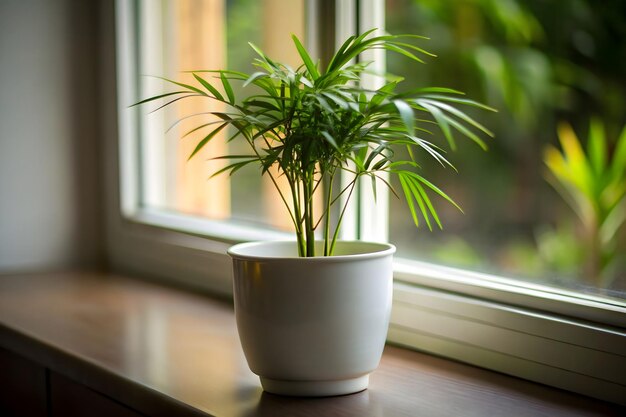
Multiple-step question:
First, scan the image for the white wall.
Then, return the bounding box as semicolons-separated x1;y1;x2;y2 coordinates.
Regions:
0;0;102;271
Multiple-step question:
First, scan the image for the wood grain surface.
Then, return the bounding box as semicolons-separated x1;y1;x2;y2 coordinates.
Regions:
0;271;622;417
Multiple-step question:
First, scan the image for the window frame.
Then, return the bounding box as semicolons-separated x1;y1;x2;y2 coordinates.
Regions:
106;0;626;405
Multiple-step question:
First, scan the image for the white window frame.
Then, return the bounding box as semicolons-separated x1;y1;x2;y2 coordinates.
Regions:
106;0;626;405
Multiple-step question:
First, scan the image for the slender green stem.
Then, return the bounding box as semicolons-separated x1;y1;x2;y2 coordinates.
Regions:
329;177;359;255
310;169;325;197
286;169;306;257
294;186;306;257
303;168;316;256
323;169;336;256
256;133;307;256
248;135;302;251
313;174;355;230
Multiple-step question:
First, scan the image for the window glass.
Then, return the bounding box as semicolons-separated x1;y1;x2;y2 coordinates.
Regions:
137;0;306;231
386;0;626;299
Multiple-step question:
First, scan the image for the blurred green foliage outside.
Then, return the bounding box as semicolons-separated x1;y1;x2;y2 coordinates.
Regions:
386;0;626;297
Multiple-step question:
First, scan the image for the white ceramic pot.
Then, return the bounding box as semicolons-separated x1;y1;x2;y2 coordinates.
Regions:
228;240;395;397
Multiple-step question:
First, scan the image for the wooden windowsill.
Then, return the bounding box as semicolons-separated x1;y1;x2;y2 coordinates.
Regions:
0;271;621;416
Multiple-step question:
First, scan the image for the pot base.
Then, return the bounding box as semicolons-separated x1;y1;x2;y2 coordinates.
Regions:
260;375;369;397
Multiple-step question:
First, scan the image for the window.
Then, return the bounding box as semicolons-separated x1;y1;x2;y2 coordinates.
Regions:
385;0;626;301
109;0;626;404
138;0;307;232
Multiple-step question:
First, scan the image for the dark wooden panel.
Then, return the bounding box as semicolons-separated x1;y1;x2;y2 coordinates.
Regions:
50;371;143;417
0;347;47;417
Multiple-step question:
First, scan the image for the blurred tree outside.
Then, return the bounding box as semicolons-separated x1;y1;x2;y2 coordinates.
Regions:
386;0;626;297
544;121;626;288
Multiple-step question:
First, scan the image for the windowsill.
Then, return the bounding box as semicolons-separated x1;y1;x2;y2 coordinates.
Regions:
0;271;621;417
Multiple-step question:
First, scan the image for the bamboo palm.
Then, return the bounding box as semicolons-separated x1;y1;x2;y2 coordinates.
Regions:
136;29;495;257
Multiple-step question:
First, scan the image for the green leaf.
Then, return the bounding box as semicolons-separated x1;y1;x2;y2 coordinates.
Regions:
148;94;203;114
315;95;333;115
370;174;378;201
153;75;206;96
405;175;433;231
188;69;249;79
243;71;268;87
351;146;370;171
364;143;390;170
600;198;626;245
588;118;606;176
391;41;436;57
181;120;224;139
403;171;462;212
248;42;280;70
321;92;349;110
220;72;235;104
299;75;314;88
188;122;228;160
210;154;259;160
420;98;494;137
409;135;454;168
244;97;280;109
393;99;415;135
292;34;320;80
422;94;497;112
325;29;380;73
192;73;224;101
384;43;425;63
210;157;259;178
321;131;339;149
374;172;401;200
413;180;442;229
254;78;281;99
399;173;420;227
418;101;455;149
131;90;187;107
397;87;464;98
369;82;397;108
326;34;356;73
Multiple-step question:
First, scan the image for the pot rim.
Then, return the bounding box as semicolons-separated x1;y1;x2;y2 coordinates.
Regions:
227;240;396;262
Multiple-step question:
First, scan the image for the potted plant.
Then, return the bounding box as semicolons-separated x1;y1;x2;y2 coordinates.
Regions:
136;29;493;396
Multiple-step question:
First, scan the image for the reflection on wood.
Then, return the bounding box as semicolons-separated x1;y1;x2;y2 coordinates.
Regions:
0;271;621;417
